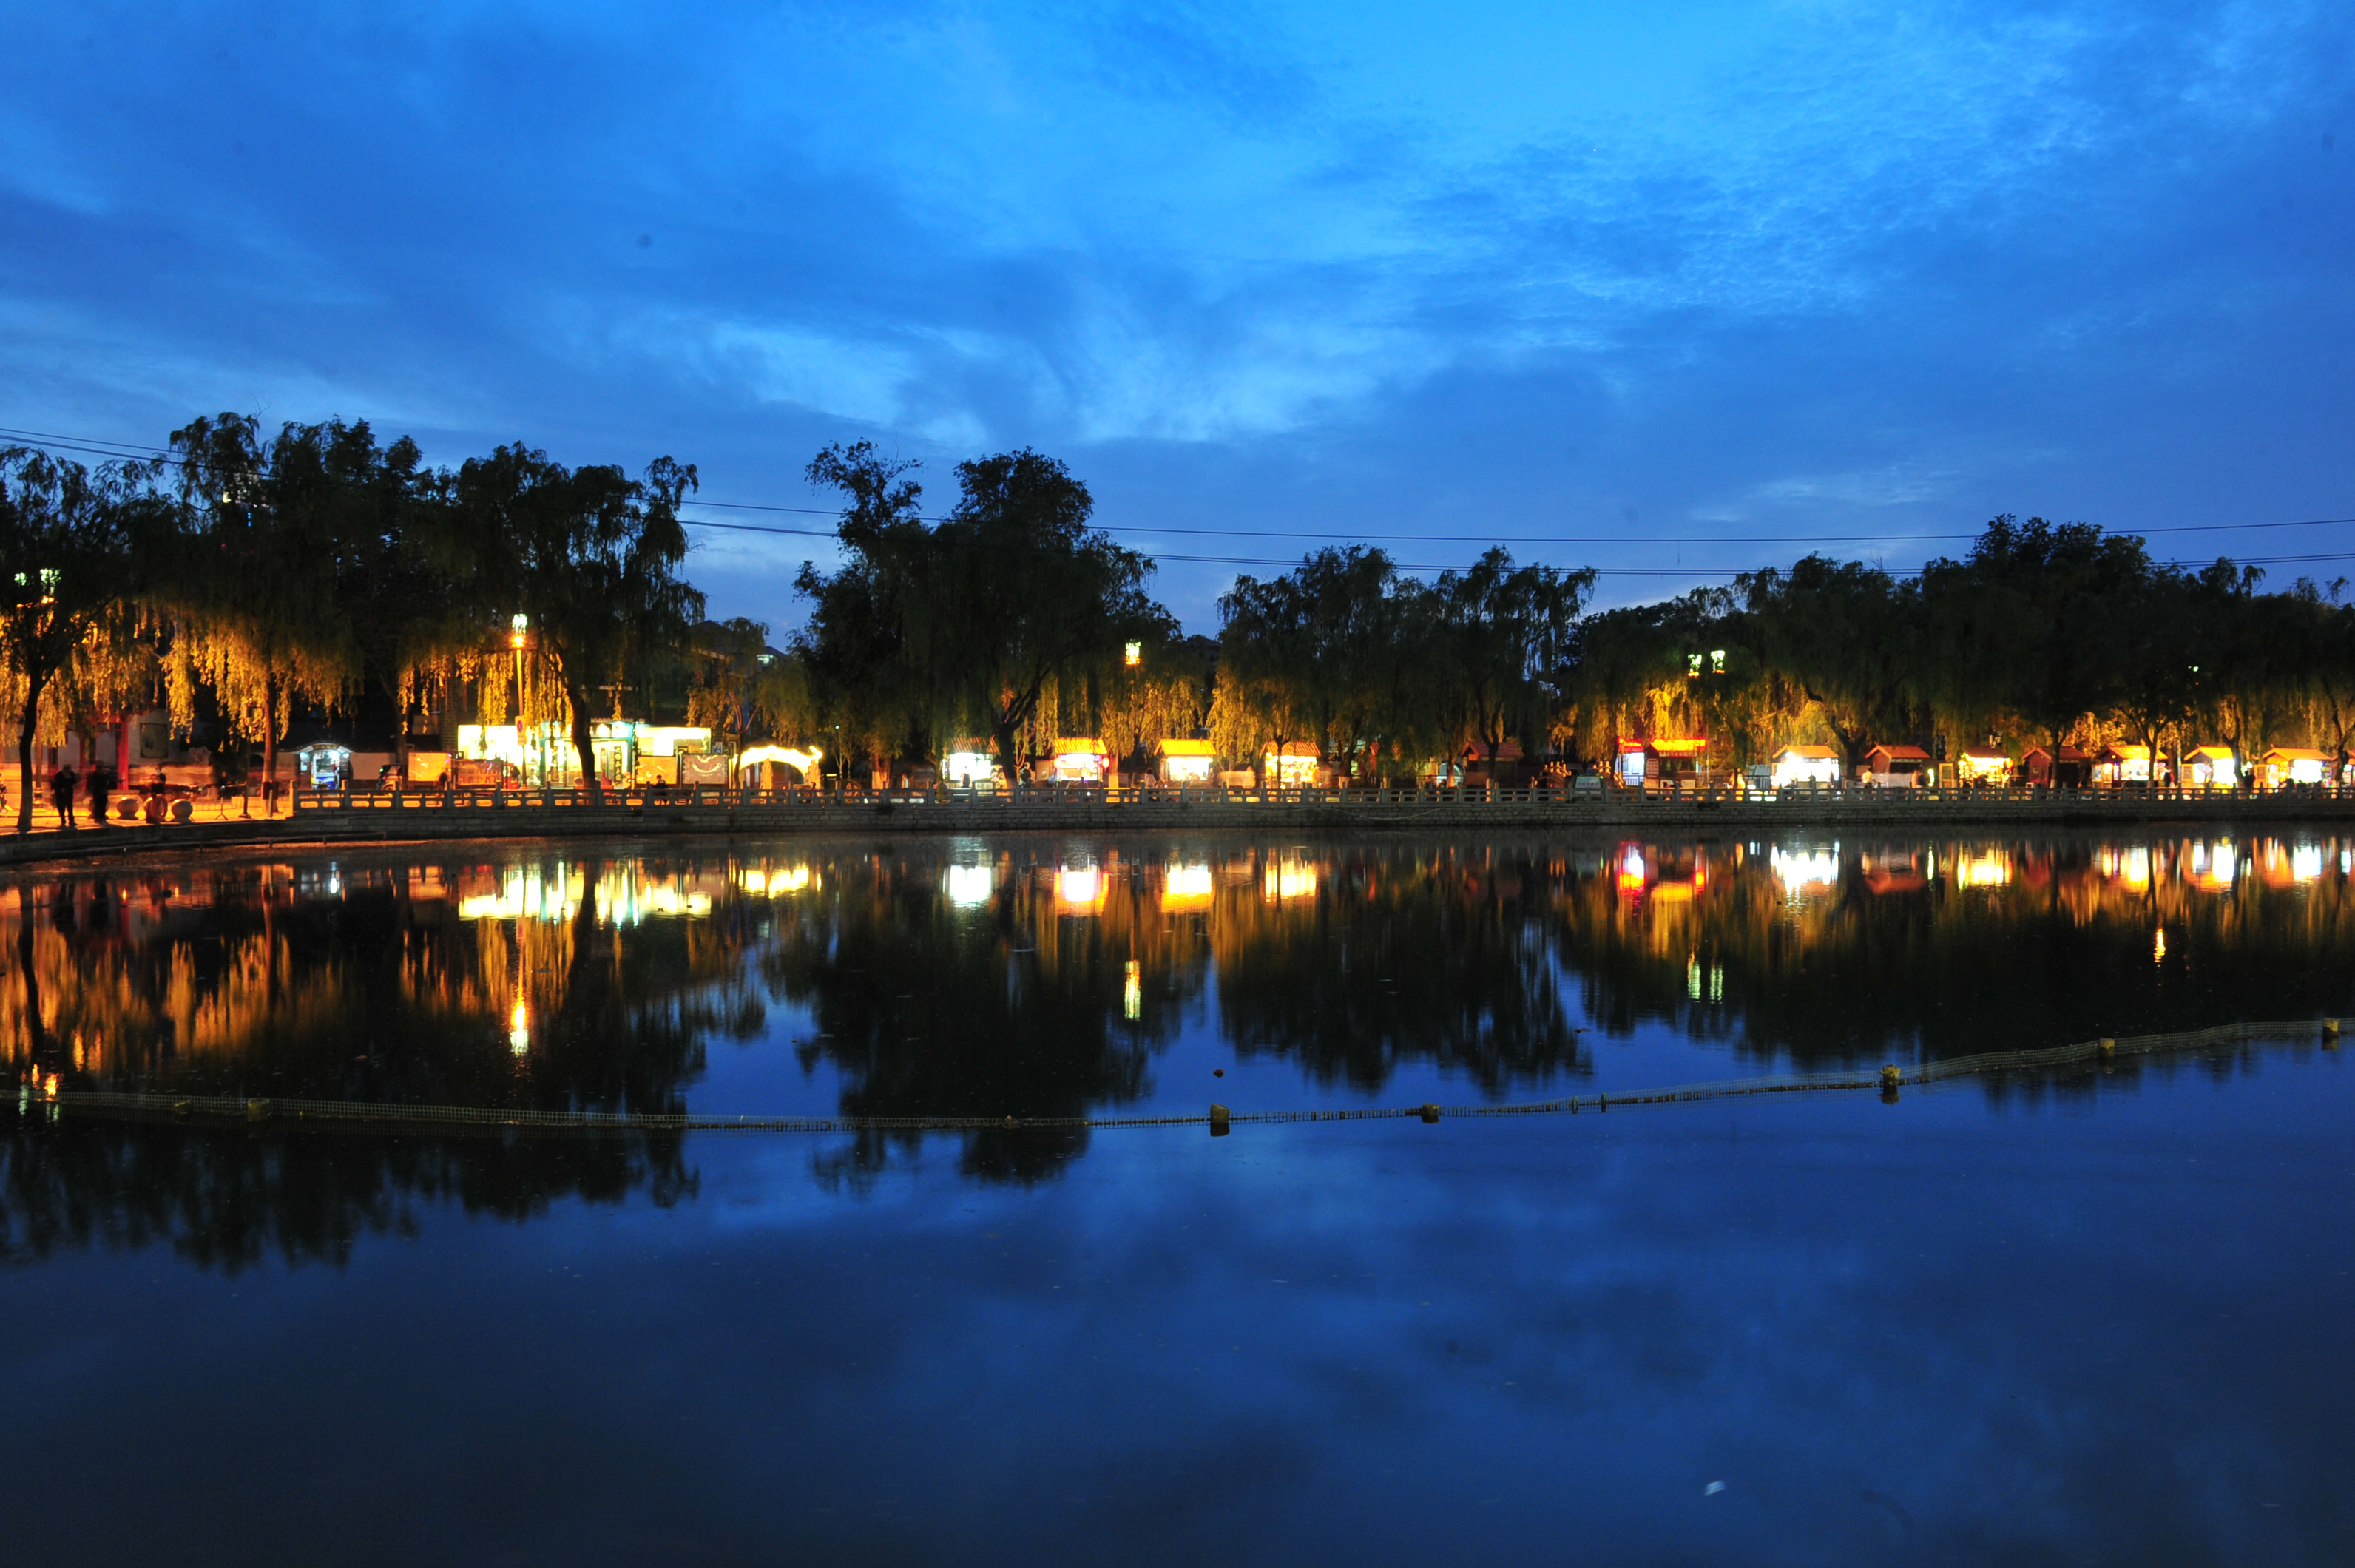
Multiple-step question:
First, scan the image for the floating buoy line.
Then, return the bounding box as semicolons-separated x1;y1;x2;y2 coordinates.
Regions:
11;1019;2337;1138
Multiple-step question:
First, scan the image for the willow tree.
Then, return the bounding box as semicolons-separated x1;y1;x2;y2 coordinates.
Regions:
0;448;171;830
453;444;703;805
163;415;379;805
1215;548;1439;779
686;617;815;757
1431;547;1595;770
1738;555;1916;773
791;443;931;774
799;444;1168;781
1099;635;1214;761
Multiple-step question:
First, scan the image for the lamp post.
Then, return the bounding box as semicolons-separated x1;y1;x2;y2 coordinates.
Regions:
509;614;532;783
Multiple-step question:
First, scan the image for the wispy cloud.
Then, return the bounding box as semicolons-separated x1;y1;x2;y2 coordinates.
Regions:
0;1;2348;626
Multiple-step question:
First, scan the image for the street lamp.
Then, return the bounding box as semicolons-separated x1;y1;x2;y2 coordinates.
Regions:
508;615;533;781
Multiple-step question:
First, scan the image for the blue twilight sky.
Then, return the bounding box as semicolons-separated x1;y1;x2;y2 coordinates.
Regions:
2;1;2351;631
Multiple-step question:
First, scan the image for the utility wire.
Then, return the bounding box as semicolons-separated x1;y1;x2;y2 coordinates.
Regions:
6;423;2349;575
678;494;2355;547
675;513;2355;578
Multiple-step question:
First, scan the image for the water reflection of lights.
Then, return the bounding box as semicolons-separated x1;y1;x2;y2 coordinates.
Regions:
1161;863;1213;912
945;865;996;908
2096;846;2152;890
1124;959;1142;1021
1263;856;1317;901
2154;927;2166;964
629;882;713;919
508;999;530;1056
1769;846;1840;893
1056;866;1104;911
2187;842;2237;891
2291;845;2324;883
739;865;813;896
1952;851;2011;889
459;865;584;922
1686;956;1724;1001
460;864;713;923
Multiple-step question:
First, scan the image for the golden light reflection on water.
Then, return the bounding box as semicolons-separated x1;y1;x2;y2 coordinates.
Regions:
7;835;2354;1112
1160;864;1213;912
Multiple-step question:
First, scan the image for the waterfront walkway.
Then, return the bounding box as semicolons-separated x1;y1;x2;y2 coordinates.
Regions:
4;781;2353;868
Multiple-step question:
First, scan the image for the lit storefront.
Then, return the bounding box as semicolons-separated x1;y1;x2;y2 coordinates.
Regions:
1956;746;2010;785
456;721;711;787
1050;738;1113;784
1769;745;1842;788
940;743;1001;788
2259;748;2330;789
2092;745;2152;786
1155;738;1216;783
2184;746;2237;789
1618;738;1709;788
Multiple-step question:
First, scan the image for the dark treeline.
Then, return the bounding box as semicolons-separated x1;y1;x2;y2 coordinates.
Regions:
10;417;2351;808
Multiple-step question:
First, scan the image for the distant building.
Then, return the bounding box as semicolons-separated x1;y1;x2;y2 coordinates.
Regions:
1050;738;1113;784
1864;743;1933;787
1155;737;1216;783
2184;745;2237;788
1956;745;2010;785
1769;744;1841;788
2258;747;2330;788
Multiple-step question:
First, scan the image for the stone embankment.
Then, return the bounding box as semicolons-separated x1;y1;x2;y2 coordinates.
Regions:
3;785;2352;869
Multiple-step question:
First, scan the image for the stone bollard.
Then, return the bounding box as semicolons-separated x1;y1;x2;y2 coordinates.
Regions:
1209;1103;1230;1136
1419;1103;1441;1124
245;1098;272;1123
2325;1019;2341;1050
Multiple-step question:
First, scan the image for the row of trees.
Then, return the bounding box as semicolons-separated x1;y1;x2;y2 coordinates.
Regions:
1092;517;2355;785
13;411;2351;809
788;447;1602;782
0;418;705;827
1566;518;2355;776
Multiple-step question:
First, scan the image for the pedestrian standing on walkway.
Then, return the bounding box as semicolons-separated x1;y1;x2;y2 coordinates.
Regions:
50;765;78;831
86;760;115;827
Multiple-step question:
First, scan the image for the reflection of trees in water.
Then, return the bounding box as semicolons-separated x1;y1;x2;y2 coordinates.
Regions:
761;846;1206;1185
1559;836;2355;1066
4;833;2351;1206
1210;845;1587;1092
1;856;766;1118
0;1113;693;1273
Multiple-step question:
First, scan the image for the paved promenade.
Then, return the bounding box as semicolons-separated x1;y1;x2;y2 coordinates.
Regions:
4;783;2353;868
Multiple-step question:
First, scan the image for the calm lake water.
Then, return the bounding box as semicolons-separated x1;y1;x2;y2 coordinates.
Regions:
5;831;2354;1564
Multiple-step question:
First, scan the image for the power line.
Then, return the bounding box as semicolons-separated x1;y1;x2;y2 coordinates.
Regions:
6;422;2350;572
674;513;2355;578
678;493;2355;548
